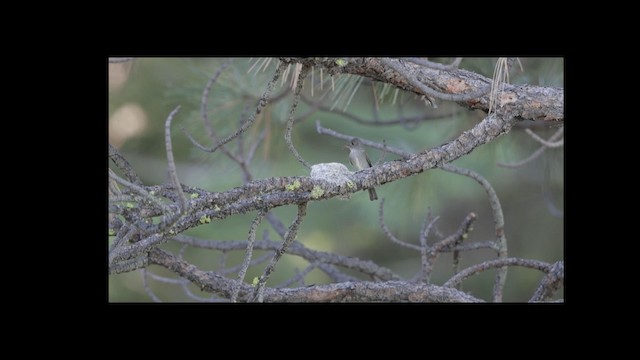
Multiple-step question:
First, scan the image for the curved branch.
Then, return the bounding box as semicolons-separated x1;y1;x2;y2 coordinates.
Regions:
379;198;421;251
497;126;564;168
201;59;234;136
284;65;311;169
164;105;187;211
525;127;564;148
300;95;459;126
439;164;508;302
443;258;551;289
192;62;286;153
424;212;477;284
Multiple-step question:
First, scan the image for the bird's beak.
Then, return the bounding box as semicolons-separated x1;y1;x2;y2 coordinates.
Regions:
343;144;350;150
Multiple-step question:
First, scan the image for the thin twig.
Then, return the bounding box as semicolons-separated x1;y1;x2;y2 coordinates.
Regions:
292;88;337;123
266;212;287;239
301;95;461;126
497;126;564;168
443;258;551;289
284;64;311;168
378;198;421;251
108;171;169;212
447;241;498;252
194;62;286;153
316;263;359;283
375;139;390;166
174;241;223;302
237;104;251;158
418;208;434;247
231;209;267;302
197;59;238;160
246;129;267;165
218;252;273;276
380;58;491;102
440;164;507;302
276;262;319;288
451;216;470;288
146;271;188;285
425;213;476;286
201;59;234;136
420;215;440;283
142;268;162;302
525;127;564;148
254;203;308;302
218;252;228;271
316;120;413;159
173;235;401;281
164;105;187;211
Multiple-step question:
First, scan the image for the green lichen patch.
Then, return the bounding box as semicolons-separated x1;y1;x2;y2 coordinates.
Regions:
310;185;325;199
285;180;302;191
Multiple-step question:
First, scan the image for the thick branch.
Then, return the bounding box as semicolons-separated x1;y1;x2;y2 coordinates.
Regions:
147;248;481;302
283;57;563;122
133;113;515;240
109;144;143;186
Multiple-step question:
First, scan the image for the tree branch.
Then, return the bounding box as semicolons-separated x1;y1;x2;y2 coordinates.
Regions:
497;125;564;168
282;57;563;122
147;247;482;302
189;62;286;153
284;65;312;168
231;208;267;302
254;203;308;302
439;164;508;302
172;236;401;281
443;258;551;289
109;144;143;186
529;261;564;302
164;105;187;211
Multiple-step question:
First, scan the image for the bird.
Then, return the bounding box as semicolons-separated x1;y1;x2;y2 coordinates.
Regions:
344;138;378;201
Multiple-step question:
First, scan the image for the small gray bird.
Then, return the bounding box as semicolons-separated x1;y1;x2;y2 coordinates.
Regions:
344;138;378;201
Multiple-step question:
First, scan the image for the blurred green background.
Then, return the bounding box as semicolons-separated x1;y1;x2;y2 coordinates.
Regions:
108;58;563;302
